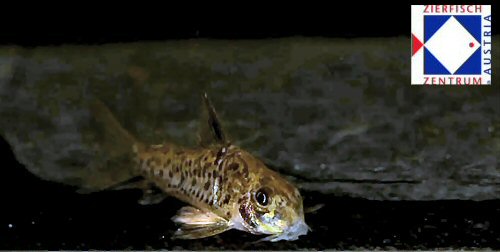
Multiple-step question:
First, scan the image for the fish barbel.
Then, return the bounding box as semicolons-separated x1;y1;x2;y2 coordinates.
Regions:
90;93;309;242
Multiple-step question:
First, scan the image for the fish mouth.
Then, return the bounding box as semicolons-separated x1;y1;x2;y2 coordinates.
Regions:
260;219;310;242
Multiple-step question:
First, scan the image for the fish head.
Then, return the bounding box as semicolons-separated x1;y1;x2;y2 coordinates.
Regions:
232;151;309;242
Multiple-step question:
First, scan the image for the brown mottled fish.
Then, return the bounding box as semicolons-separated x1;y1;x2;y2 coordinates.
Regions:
90;93;309;242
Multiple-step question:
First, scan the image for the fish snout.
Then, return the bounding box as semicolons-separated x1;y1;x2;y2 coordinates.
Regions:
269;218;309;242
287;218;309;238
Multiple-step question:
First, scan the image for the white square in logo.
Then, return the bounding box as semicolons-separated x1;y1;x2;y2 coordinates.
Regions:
411;5;492;85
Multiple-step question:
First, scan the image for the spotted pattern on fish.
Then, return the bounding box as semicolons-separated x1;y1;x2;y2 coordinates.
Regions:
91;95;308;241
135;144;251;218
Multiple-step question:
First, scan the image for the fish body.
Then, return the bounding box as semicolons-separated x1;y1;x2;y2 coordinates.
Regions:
92;94;308;241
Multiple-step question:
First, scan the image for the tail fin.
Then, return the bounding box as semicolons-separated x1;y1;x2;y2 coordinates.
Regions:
77;99;144;193
89;99;142;156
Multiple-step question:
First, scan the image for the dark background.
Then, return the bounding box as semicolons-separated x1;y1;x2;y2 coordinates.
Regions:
1;1;499;250
0;1;498;46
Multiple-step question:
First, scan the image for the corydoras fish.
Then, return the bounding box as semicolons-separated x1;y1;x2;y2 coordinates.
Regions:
90;93;309;242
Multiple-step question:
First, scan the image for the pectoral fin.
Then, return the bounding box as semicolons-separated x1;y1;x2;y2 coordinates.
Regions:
171;206;231;239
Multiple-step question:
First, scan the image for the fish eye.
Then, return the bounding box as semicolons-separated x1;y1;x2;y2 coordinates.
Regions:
254;188;270;207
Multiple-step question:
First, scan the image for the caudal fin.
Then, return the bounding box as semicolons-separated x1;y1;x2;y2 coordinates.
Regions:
89;99;141;154
77;99;144;193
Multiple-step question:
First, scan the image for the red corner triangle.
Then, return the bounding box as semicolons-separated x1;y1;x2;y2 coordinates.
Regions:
412;34;423;56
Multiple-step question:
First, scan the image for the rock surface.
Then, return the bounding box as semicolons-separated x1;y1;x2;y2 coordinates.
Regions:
0;37;499;200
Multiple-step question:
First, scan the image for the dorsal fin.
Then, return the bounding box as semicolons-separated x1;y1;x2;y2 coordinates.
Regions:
197;92;228;147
